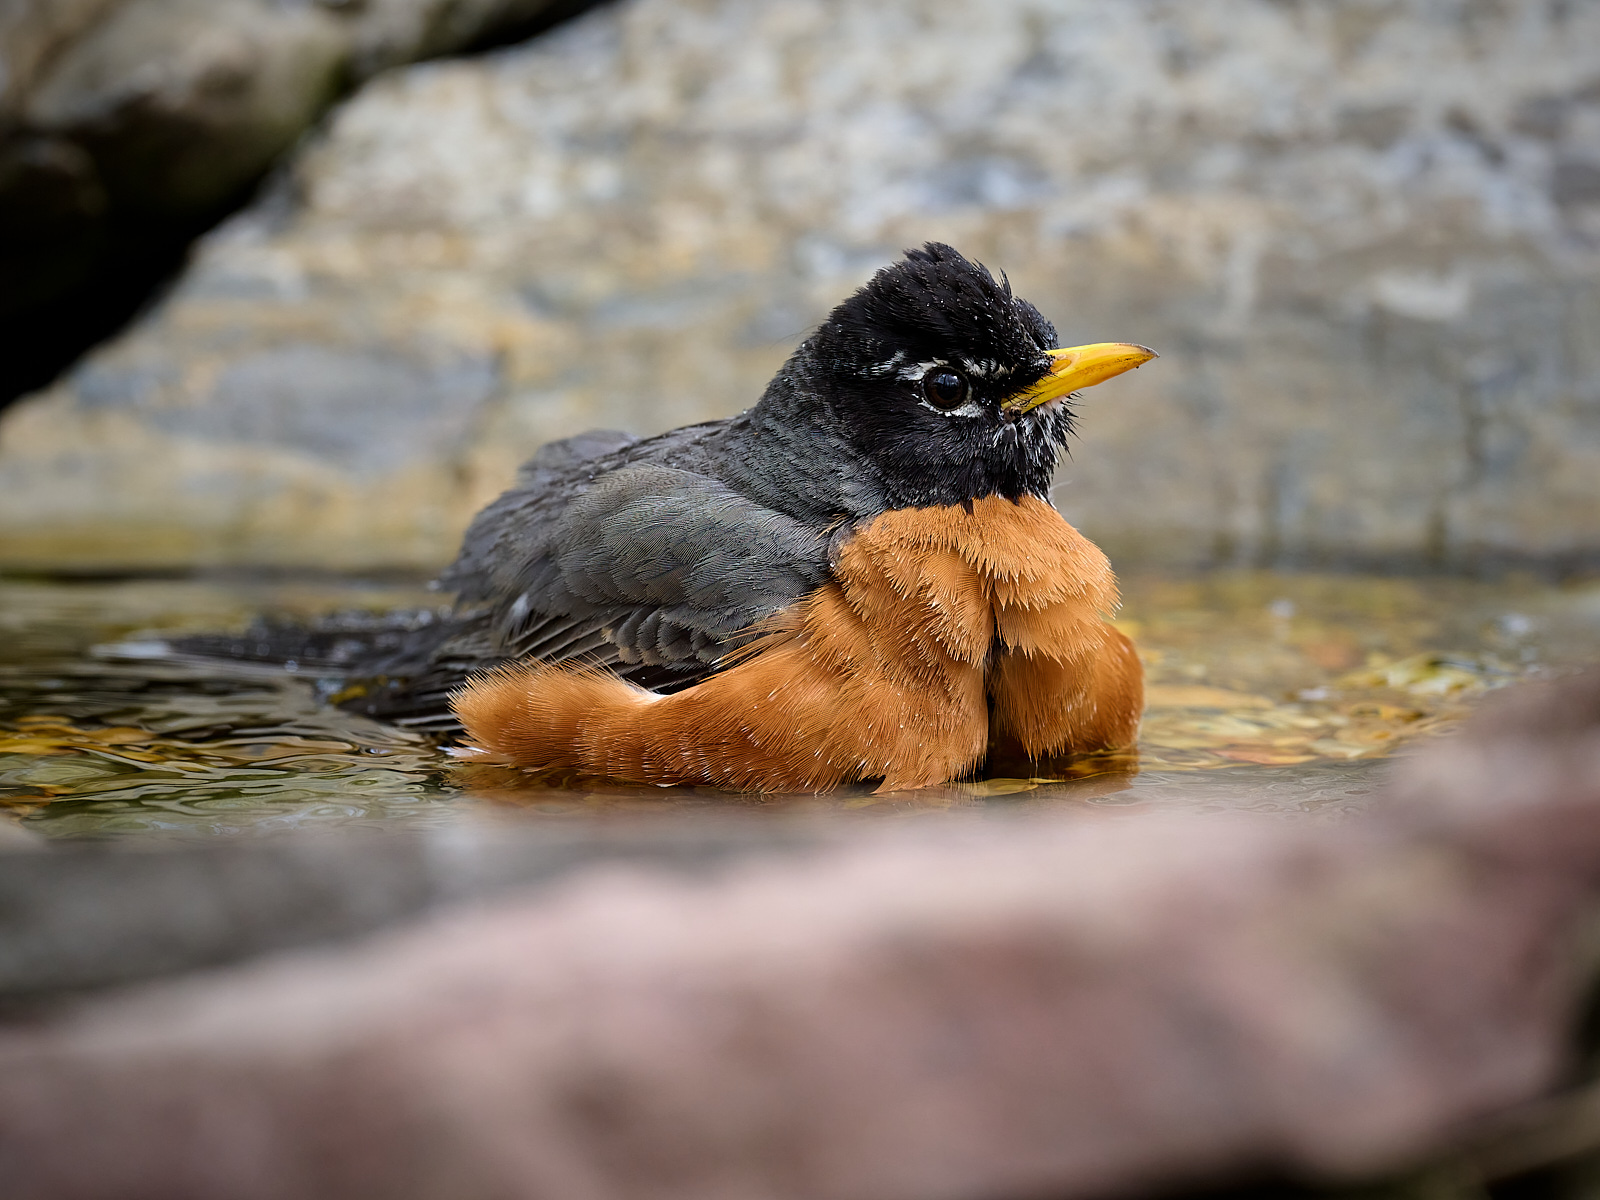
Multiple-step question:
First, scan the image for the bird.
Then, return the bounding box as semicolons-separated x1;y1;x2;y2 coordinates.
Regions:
184;243;1155;792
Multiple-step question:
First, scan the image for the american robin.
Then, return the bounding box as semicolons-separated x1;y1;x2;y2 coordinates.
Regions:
187;243;1153;792
435;243;1152;791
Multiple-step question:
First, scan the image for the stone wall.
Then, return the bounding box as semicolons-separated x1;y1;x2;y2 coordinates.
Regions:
1;0;1597;571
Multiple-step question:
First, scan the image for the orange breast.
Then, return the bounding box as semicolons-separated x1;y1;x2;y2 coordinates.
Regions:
452;495;1142;792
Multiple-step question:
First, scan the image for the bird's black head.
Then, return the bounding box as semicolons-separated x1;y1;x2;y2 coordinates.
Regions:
755;243;1153;514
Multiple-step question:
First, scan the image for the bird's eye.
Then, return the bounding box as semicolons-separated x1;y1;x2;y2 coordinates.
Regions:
922;368;969;410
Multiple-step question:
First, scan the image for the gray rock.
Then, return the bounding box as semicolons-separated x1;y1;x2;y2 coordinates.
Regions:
0;0;120;129
342;0;595;78
2;0;1597;570
184;342;500;473
0;0;595;216
0;0;591;322
0;819;828;1001
23;0;347;216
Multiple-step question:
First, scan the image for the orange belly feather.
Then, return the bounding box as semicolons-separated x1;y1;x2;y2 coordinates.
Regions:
451;495;1143;791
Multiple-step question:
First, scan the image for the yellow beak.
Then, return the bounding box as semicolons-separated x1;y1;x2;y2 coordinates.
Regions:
1001;342;1158;414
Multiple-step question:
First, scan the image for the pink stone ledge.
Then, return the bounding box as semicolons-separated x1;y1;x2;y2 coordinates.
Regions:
3;671;1600;1200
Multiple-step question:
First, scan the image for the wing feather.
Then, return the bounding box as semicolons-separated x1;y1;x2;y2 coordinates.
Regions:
340;432;836;727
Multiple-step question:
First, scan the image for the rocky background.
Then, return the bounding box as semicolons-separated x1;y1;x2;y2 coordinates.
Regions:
1;0;1598;572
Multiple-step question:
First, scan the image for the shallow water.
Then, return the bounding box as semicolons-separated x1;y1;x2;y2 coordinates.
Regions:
2;571;1598;840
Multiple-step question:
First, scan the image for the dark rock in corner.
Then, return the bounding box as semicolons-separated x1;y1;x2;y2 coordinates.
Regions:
0;0;597;405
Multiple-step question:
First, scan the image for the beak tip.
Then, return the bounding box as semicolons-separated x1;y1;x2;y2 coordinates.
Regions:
1010;341;1159;411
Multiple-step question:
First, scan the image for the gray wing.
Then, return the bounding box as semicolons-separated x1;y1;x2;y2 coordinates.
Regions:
337;425;835;728
455;462;834;679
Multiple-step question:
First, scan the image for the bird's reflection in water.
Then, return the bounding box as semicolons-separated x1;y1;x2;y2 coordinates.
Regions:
447;746;1141;817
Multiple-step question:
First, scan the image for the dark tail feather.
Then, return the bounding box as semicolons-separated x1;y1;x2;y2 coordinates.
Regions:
166;608;489;733
168;608;446;670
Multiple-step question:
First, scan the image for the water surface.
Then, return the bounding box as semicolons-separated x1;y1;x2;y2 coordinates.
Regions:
3;571;1597;840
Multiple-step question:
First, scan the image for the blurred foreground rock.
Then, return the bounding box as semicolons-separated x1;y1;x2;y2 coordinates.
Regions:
3;670;1600;1199
2;0;1599;570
